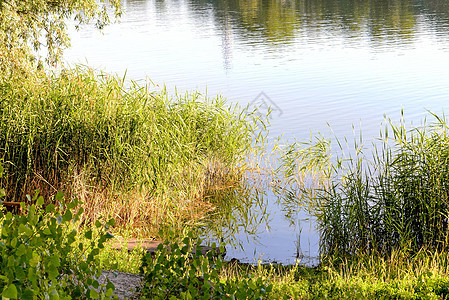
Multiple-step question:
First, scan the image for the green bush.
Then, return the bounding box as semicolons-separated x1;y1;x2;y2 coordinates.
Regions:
140;231;272;299
0;172;116;299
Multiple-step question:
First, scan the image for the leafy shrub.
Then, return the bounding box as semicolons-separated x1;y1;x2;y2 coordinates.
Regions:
140;231;272;299
0;175;116;299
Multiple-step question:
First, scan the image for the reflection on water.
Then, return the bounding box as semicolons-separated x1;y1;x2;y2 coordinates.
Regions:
208;0;446;48
201;158;320;265
202;174;271;247
163;0;449;63
65;0;449;264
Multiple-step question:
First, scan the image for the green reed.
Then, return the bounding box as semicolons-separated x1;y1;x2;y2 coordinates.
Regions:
280;112;449;258
0;66;257;235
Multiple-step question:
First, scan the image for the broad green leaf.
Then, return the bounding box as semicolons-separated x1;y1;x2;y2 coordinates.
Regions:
95;220;101;228
49;254;60;267
107;218;115;227
32;190;40;201
62;210;72;222
18;223;27;233
92;280;100;289
2;226;8;237
67;200;77;209
49;287;60;300
47;264;59;280
55;191;64;201
106;281;115;291
85;230;92;239
22;289;35;298
15;266;26;280
28;267;38;282
89;288;99;299
36;196;44;206
18;223;33;237
76;207;84;216
3;283;18;299
29;205;36;217
16;244;26;256
46;203;56;213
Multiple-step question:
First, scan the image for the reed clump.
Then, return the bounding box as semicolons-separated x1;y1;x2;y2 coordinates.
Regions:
0;66;254;235
281;113;449;258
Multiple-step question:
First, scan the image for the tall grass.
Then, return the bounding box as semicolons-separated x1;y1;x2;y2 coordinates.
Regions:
0;66;256;235
280;113;449;258
216;247;449;299
271;249;449;299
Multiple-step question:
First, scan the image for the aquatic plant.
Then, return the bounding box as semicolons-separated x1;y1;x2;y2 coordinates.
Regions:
0;66;257;235
280;112;449;257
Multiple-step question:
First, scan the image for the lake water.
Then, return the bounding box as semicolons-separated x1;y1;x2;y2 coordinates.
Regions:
64;0;449;264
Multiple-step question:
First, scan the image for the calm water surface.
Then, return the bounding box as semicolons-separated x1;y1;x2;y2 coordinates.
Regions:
65;0;449;264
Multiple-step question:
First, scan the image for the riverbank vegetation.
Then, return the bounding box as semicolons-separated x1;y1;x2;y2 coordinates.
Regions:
0;185;116;298
0;67;256;237
93;111;449;299
268;113;449;298
3;0;449;297
3;64;449;297
280;113;449;258
95;230;449;299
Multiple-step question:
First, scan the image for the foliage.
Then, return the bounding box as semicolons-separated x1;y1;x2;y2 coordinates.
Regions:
280;112;449;257
254;249;449;299
0;180;116;298
0;0;121;73
97;232;144;274
140;231;272;299
303;251;449;299
134;248;449;299
0;66;255;234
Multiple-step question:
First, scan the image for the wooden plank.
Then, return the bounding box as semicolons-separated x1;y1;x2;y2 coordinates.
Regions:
110;238;225;257
2;201;21;207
